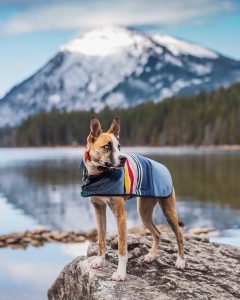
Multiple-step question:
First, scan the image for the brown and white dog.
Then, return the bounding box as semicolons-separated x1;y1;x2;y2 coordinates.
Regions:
83;115;185;281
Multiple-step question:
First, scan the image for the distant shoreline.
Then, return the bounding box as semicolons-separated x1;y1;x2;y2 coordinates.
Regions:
1;145;240;153
1;144;240;148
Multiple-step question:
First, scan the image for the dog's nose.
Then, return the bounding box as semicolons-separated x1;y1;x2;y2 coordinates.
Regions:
119;156;126;164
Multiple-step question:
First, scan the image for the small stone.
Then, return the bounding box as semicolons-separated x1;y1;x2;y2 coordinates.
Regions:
9;243;26;249
76;236;86;243
30;240;44;247
6;238;20;244
0;241;5;248
85;228;98;240
32;226;48;234
50;231;60;240
0;235;7;241
41;232;53;240
22;237;32;243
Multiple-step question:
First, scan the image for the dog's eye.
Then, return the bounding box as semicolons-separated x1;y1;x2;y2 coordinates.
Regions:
118;144;121;151
103;144;111;150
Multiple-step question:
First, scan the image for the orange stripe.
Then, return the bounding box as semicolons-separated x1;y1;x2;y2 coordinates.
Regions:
124;163;130;193
124;159;134;194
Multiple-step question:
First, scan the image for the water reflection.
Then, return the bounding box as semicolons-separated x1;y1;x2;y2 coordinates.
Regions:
0;149;239;233
158;154;240;210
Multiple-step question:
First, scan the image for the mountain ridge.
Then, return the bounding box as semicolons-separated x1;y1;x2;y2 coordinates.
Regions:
1;26;240;127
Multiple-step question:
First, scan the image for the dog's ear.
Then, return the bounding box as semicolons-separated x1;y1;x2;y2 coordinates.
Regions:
90;115;102;142
108;116;120;139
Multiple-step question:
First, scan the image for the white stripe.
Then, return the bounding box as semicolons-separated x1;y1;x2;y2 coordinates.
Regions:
130;154;143;194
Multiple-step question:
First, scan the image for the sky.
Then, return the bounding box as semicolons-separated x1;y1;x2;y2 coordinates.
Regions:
0;0;240;98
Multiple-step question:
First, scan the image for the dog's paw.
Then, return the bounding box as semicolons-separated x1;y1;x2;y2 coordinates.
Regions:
90;256;104;269
111;271;126;281
175;255;185;269
143;253;156;263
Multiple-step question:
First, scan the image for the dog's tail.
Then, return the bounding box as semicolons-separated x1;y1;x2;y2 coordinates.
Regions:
178;220;185;227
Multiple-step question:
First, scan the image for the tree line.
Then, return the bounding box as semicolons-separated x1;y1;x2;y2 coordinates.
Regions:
2;83;240;146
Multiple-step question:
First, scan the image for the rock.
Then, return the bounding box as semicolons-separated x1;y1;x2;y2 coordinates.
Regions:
21;237;33;243
75;236;86;243
6;237;20;244
0;241;6;247
30;240;44;247
32;226;48;234
48;233;240;300
85;228;98;241
9;243;26;249
0;235;7;241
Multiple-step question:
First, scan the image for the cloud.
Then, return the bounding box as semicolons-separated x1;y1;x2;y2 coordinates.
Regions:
0;0;235;35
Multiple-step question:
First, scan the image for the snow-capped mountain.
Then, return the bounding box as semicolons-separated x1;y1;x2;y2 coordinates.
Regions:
1;26;240;127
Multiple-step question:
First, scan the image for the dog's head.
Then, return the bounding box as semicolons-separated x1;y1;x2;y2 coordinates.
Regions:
85;115;126;169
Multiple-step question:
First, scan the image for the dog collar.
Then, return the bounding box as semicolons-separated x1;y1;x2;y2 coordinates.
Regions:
85;150;91;161
82;152;109;177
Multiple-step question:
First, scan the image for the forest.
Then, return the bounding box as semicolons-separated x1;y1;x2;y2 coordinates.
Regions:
1;83;240;146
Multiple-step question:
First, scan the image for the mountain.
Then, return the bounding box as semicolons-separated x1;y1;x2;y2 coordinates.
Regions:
1;26;240;127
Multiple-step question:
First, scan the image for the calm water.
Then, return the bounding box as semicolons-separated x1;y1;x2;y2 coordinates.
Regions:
0;147;240;299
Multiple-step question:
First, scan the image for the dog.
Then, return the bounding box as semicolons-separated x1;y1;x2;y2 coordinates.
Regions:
81;115;185;281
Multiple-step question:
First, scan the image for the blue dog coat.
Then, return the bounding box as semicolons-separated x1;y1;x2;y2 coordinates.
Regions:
80;154;173;198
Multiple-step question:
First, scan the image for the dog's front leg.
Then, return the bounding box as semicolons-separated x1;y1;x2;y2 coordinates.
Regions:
109;197;128;281
90;197;107;269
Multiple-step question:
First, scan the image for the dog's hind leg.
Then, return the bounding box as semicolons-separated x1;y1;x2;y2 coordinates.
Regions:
137;197;160;262
158;189;185;269
108;197;128;281
90;197;107;269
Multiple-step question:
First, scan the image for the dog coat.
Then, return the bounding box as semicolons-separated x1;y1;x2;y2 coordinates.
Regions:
80;154;173;198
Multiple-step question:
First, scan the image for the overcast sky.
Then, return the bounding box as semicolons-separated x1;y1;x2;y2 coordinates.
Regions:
0;0;239;97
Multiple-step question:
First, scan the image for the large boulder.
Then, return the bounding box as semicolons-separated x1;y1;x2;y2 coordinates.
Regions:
48;233;240;300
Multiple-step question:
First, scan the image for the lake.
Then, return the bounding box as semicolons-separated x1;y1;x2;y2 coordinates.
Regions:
0;147;240;300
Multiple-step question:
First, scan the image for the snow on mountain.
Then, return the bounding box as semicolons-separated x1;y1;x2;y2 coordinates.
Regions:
0;26;240;127
152;34;218;59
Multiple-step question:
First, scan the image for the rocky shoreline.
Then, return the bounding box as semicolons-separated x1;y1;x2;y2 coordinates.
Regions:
0;227;97;249
0;225;216;250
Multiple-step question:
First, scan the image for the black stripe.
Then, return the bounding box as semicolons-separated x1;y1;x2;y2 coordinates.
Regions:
135;155;143;192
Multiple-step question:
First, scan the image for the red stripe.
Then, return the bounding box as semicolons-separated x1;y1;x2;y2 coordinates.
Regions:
126;159;134;193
